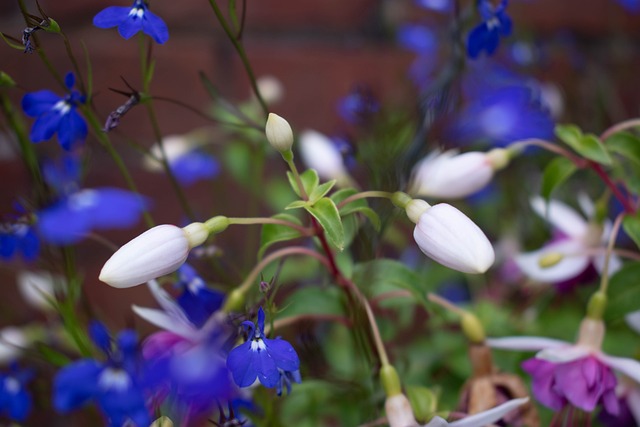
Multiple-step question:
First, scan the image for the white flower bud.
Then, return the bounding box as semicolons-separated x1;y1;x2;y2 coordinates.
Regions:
385;394;418;427
413;204;495;274
99;223;209;288
409;149;508;199
17;271;57;311
0;327;27;365
299;130;349;184
265;113;294;153
405;199;431;224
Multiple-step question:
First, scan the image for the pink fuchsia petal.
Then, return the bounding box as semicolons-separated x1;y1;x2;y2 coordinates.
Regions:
598;354;640;384
537;345;590;363
514;239;590;283
522;358;566;410
446;397;530;427
553;356;618;413
486;336;570;351
531;197;588;238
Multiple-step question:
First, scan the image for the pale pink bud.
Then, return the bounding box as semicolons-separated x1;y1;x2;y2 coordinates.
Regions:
385;394;418;427
409;149;509;199
99;223;209;288
413;204;495;274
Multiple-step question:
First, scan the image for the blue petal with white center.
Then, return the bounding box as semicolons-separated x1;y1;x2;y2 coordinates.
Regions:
93;0;169;44
175;264;225;328
226;308;300;390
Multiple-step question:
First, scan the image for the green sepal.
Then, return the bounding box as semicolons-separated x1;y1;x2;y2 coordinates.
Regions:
258;213;304;259
0;33;24;50
304;197;344;250
287;169;319;198
308;179;336;204
284;200;308;210
555;124;612;165
623;215;640;249
541;156;577;201
43;18;61;33
0;71;16;88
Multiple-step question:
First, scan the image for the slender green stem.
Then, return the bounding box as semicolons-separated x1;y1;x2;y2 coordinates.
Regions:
206;0;269;116
59;30;87;94
336;191;394;210
600;118;640;141
599;212;625;295
285;157;309;200
427;293;467;316
228;217;311;235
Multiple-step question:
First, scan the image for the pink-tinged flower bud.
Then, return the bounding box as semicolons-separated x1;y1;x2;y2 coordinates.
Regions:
265;113;294;153
385;394;418;427
413;204;495;274
409;149;509;199
99;223;209;288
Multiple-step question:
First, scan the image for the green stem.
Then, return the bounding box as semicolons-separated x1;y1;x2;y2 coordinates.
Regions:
599;212;625;295
285;157;309;200
336;190;394;210
206;0;269;117
59;30;87;95
228;217;311;235
600;118;640;141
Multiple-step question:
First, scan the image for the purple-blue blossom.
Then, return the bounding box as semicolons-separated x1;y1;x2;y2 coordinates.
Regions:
54;323;152;427
337;85;380;125
467;0;512;59
226;307;300;390
175;263;225;328
0;365;32;422
0;223;39;262
93;0;169;44
22;72;87;151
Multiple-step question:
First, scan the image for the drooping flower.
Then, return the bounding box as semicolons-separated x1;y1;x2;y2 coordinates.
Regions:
37;154;148;245
226;307;300;390
143;135;220;186
467;0;512;59
487;318;640;417
0;364;32;422
298;130;353;186
21;72;87;151
93;0;169;44
99;222;213;288
515;196;621;284
53;323;152;427
408;148;511;199
406;199;495;274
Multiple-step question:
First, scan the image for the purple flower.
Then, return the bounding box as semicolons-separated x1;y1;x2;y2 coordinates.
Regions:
396;24;438;88
337;85;380;125
93;0;169;44
21;72;87;151
175;264;225;328
467;0;512;59
54;324;152;427
226;308;300;390
415;0;452;12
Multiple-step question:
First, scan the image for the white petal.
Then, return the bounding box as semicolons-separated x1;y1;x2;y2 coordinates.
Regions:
598;354;640;384
17;270;56;311
132;306;197;340
298;130;347;181
265;113;293;152
422;416;449;427
413;204;495;274
447;398;529;427
385;394;418;427
576;192;595;218
514;240;590;283
0;327;27;365
592;252;622;278
486;336;570;351
146;280;193;326
537;345;589;363
530;197;588;238
625;310;640;335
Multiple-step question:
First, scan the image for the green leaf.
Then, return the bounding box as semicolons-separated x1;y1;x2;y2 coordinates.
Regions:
285;200;308;210
541;156;577;201
623;215;640;249
278;286;346;318
606;132;640;168
36;343;71;367
304;197;344;250
555;124;612;165
352;259;425;303
331;188;381;231
287;169;318;198
308;179;336;204
606;262;640;323
258;213;303;259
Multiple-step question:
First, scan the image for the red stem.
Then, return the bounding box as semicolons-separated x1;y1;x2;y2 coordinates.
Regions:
590;161;635;213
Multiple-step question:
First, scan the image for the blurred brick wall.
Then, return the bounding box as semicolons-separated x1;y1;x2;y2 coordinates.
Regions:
1;0;640;325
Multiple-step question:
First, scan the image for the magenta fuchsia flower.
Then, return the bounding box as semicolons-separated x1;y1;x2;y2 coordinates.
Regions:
487;318;640;417
515;196;621;284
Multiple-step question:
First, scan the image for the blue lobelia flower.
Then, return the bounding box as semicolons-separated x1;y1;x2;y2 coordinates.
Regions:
467;0;512;59
175;264;225;328
616;0;640;12
0;364;33;422
415;0;452;12
93;0;169;44
226;307;300;390
170;150;220;186
54;323;152;427
37;154;148;245
337;85;380;125
22;72;87;151
396;24;439;88
0;223;39;262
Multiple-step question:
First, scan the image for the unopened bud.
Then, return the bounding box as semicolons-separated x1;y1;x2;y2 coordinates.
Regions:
380;364;402;397
461;312;486;343
385;394;418;427
265;113;294;153
204;216;230;235
586;291;607;320
405;199;431;224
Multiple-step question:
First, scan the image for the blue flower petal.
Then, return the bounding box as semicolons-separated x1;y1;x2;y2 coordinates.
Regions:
97;379;150;427
21;90;61;117
397;24;437;54
264;338;300;372
467;24;491;58
18;228;39;261
64;72;75;90
37;199;92;245
0;233;17;259
88;188;148;230
53;360;103;412
93;6;131;28
89;321;111;354
141;10;169;44
226;341;258;387
117;16;144;40
30;111;63;143
57;110;87;150
171;152;220;186
6;386;31;421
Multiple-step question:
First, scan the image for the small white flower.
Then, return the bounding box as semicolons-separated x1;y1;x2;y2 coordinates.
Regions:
515;197;621;283
17;270;58;311
143;135;195;172
265;113;294;153
413;204;495;274
99;223;209;288
409;149;509;199
299;130;350;185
